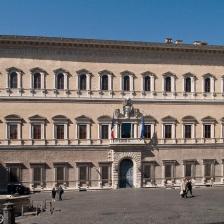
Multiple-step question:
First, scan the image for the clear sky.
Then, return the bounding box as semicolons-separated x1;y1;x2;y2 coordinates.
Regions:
0;0;224;45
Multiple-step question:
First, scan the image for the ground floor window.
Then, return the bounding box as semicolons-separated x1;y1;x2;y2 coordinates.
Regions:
203;160;215;181
163;161;176;181
142;162;155;185
99;163;111;186
32;166;46;187
8;166;21;183
78;164;91;187
55;166;67;186
184;161;196;178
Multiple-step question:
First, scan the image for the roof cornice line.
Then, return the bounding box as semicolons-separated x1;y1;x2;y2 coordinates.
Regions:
0;35;224;54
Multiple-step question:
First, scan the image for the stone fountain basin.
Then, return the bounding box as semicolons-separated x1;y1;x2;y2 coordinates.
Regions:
0;195;30;215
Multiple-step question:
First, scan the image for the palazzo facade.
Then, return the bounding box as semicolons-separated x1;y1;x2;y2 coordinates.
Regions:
0;35;224;191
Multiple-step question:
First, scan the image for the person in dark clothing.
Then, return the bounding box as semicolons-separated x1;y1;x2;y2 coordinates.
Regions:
186;179;193;197
51;187;56;202
58;185;64;201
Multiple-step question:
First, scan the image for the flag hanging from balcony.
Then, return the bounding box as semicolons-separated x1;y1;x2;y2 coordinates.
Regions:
140;116;145;139
111;114;115;140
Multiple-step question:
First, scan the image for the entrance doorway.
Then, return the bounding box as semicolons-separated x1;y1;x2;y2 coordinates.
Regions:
119;159;133;188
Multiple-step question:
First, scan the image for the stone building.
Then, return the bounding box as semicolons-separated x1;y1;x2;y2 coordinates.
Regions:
0;35;224;191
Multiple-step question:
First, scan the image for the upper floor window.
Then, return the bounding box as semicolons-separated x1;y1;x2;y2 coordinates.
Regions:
204;124;211;138
185;77;191;92
33;73;41;89
144;76;151;91
78;125;87;139
204;77;210;93
56;73;64;90
9;72;18;89
162;116;177;139
203;74;216;93
52;115;69;140
163;72;176;93
164;76;171;92
30;68;47;90
6;67;23;89
5;114;22;140
29;115;46;140
123;75;130;91
77;69;92;92
79;74;87;90
75;115;92;140
184;124;192;139
121;71;135;93
8;124;18;139
101;75;108;91
201;116;216;139
99;70;113;92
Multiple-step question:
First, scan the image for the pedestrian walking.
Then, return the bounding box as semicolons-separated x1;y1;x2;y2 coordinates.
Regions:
186;179;193;197
51;187;56;202
58;185;64;201
180;178;187;198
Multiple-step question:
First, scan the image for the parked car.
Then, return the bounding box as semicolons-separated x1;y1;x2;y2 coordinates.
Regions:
7;184;30;195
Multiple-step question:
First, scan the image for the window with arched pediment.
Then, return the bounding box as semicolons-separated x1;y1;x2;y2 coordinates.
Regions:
204;77;211;93
9;72;18;89
33;73;41;89
56;73;64;90
144;76;151;91
164;76;171;92
185;77;191;92
79;74;87;90
101;75;109;91
123;75;130;91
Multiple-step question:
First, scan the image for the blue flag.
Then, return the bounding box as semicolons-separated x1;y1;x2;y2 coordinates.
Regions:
140;116;145;139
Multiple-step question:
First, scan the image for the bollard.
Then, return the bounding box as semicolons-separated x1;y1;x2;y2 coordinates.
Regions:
3;202;15;224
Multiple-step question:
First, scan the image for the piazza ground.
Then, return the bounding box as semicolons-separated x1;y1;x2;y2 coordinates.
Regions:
17;187;224;224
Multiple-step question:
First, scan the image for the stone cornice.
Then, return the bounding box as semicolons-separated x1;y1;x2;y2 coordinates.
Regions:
1;35;224;55
2;97;224;105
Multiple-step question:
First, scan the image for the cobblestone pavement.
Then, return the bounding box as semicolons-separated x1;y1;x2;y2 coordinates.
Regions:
17;187;224;224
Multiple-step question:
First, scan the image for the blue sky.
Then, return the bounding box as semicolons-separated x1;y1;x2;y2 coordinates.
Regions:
0;0;224;45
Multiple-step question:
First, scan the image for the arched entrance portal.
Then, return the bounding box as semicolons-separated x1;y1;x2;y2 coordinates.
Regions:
119;159;133;188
